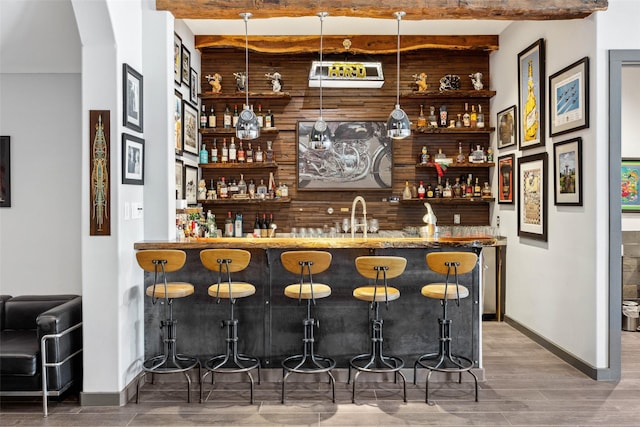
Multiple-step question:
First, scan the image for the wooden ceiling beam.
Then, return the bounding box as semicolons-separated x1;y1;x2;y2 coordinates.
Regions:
157;0;608;21
195;35;499;54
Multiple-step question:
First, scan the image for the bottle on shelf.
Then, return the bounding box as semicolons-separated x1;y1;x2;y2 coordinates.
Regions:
199;143;208;164
418;181;426;199
439;105;448;128
208;105;217;128
426;183;434;198
486;147;493;162
428;106;438;128
211;138;218;163
268;172;276;199
256;104;264;128
434;148;447;162
227;178;239;198
257;178;268;199
435;176;444;198
471;145;485;163
266;140;274;163
470;104;478;127
269;213;274;236
253;214;261;236
221;138;229;163
402;181;412;200
455;114;462;128
234;212;243;237
248;179;256;198
200;105;208;129
465;174;473;197
245;142;253;163
280;182;288;197
417;105;427;128
453;177;462;198
224;211;234;237
228;137;237;163
237;141;245;163
476;104;485;129
223;105;232;128
206;210;217;237
442;178;453;198
474;177;482;197
463;103;471;127
238;173;247;195
219;176;228;199
265;109;273;128
456;141;466;164
420;146;429;164
260;213;268;237
232;104;239;127
481;182;492;198
255;143;264;163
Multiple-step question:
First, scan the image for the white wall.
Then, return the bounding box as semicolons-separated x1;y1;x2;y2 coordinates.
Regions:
621;66;640;231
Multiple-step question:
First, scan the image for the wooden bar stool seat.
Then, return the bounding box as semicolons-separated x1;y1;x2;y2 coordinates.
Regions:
349;256;407;403
414;251;479;404
135;249;200;404
280;250;336;404
199;249;261;404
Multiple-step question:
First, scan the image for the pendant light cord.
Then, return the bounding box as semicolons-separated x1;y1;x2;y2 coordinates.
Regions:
318;12;327;118
395;12;403;108
243;13;250;109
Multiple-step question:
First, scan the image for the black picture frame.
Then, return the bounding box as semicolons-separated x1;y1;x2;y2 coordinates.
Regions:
184;164;198;205
123;63;143;132
174;90;183;155
497;105;517;149
621;159;640;212
498;154;515;204
189;68;198;105
122;133;144;185
182;100;198;155
181;45;190;86
0;136;11;207
517;152;548;241
296;121;392;191
553;137;582;206
174;33;182;85
175;159;184;200
517;38;545;151
549;57;590;137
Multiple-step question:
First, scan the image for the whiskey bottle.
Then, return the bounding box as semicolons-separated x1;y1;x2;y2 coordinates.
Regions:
228;137;237;163
462;103;471;127
245;142;254;163
442;178;452;198
237;141;245;163
470;104;477;127
256;104;264;128
200;105;208;128
221;138;228;163
453;177;462;198
232;104;239;127
223;105;232;128
248;179;256;198
524;59;539;142
417;105;427;128
265;109;274;128
211;138;218;163
208;105;217;128
474;177;482;197
476;104;485;129
255;143;264;163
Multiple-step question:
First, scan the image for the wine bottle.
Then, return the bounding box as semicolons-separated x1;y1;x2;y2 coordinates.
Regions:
253;214;261;236
232;104;239;127
228;137;237;163
200;105;208;128
224;211;234;237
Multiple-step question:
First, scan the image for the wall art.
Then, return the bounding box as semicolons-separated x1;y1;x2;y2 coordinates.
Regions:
498;154;514;204
174;33;182;85
553;137;582;206
175;159;184;200
497;105;517;149
621;158;640;212
0;136;10;207
189;68;198;106
122;133;144;185
174;90;183;155
184;164;198;205
518;38;545;150
89;110;111;236
181;45;190;86
518;152;547;241
182;100;198;155
549;57;589;137
123;63;143;132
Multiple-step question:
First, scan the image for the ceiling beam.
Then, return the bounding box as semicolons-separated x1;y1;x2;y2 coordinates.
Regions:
157;0;608;21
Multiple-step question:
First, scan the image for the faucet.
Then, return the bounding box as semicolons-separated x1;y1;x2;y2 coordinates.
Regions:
351;196;367;239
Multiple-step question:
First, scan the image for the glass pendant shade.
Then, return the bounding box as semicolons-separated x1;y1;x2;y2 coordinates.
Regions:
310;12;333;149
236;12;260;140
387;11;410;140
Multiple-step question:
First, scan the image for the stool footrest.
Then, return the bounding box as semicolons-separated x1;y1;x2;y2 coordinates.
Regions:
350;353;404;373
204;354;260;374
282;354;336;374
415;352;474;373
142;354;200;373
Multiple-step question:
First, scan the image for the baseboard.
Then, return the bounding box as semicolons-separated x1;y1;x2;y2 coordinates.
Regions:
80;375;139;406
504;316;600;380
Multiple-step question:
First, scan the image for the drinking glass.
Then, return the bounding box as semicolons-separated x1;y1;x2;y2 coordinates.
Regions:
368;218;379;233
342;218;350;234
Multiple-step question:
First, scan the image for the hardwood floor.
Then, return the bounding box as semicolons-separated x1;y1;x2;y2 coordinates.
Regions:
2;322;640;426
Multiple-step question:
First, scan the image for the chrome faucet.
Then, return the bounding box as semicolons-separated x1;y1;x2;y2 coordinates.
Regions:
351;196;367;239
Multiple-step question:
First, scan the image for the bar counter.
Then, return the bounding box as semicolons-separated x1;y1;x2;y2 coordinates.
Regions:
135;235;503;375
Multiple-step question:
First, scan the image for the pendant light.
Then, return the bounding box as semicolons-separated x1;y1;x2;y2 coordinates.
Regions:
236;12;260;140
386;11;411;139
309;11;333;149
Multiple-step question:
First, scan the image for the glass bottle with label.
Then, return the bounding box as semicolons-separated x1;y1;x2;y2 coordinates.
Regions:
248;179;256;198
238;174;247;195
417;105;427;128
428;106;438;128
255;143;264;163
265;109;273;128
245;142;253;163
232;104;239;127
228;137;237;163
474;177;482;197
418;181;426;199
224;211;234;237
481;182;492;198
237;141;245;163
200;105;208;128
219;176;228;199
266;140;274;162
463;103;471;127
211;138;218;163
456;141;466;164
260;213;268;237
439;105;448;127
442;178;452;198
453;177;462;198
470;104;477;127
199;143;208;164
234;212;243;237
221;138;229;163
402;181;412;200
253;214;261;236
476;104;485;128
208;105;217;128
256;104;264;128
256;179;268;199
455;114;462;128
223;105;232;128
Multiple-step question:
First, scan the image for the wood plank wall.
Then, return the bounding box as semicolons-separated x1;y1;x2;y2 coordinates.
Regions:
198;47;493;232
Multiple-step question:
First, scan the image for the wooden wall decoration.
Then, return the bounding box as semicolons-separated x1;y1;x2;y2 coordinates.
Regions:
0;136;10;207
89;110;111;236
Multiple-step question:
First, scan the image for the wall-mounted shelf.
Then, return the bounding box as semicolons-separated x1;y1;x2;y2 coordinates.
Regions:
399;197;494;205
199;92;291;100
199;127;279;136
401;90;496;99
413;127;495;135
200;162;278;170
200;197;291;206
416;162;495;169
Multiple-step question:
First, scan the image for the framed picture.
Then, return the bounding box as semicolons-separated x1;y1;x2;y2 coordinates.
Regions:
174;33;182;85
553;137;582;206
517;38;545;150
181;45;190;86
0;136;11;207
497;105;517;149
184;164;198;205
122;133;144;185
549;57;590;137
175;159;184;200
89;110;111;236
182;100;198;155
296;121;392;190
123;63;143;132
174;90;182;155
498;154;515;204
189;68;198;105
517;152;548;241
621;158;640;212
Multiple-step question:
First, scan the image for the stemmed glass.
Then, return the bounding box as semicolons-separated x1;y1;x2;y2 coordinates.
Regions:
342;218;350;234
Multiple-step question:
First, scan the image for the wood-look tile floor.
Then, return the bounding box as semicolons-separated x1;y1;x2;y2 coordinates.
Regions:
2;322;640;426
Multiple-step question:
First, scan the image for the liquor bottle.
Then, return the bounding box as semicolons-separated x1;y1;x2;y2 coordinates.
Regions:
223;105;232;128
211;138;218;163
260;213;268;237
268;172;276;199
227;178;238;198
470;104;477;127
474;177;482;197
256;178;268;199
199;142;208;164
428;106;438;128
237;141;245;163
462;103;471;127
228;137;237;163
207;211;217;237
265;109;273;128
256;104;264;128
453;177;462;198
460;175;467;196
224;211;234;237
442;178;453;198
426;183;434;198
232;104;239;127
466;174;474;197
455;114;462;128
248;179;256;198
476;104;485;128
524;59;539;142
280;182;288;197
268;213;274;236
219;176;228;198
417;105;427;128
418;181;426;199
435;176;443;198
456;141;466;164
434;148;447;162
238;173;247;195
253;214;261;236
402;181;412;200
208;105;217;128
420;146;429;164
200;105;208;128
255;143;264;163
481;182;492;198
246;142;253;163
439;105;448;127
221;138;228;163
234;212;243;237
266;140;274;162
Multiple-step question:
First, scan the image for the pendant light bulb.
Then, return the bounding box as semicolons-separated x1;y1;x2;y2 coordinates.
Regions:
309;11;333;150
236;12;260;140
386;11;411;140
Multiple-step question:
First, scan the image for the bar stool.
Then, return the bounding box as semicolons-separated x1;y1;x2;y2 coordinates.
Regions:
414;251;479;404
349;256;407;403
280;250;336;404
135;249;200;403
199;249;261;404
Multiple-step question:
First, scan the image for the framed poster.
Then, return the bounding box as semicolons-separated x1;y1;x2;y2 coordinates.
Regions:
174;33;182;85
189;68;199;105
517;39;545;151
184;164;198;205
553;137;582;206
621;158;640;212
123;63;143;132
89;110;111;236
181;45;191;86
174;90;183;155
175;159;184;200
549;57;589;137
122;133;144;185
497;105;517;149
517;152;548;241
296;121;392;190
182;100;198;155
0;136;10;207
498;154;515;204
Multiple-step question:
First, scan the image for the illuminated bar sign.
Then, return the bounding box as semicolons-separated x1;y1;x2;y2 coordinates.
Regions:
308;61;384;88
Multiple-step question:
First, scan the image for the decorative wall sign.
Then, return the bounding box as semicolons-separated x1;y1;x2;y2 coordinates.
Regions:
621;158;640;212
182;100;198;155
498;154;514;204
553;137;582;206
549;57;589;137
123;63;143;132
89;110;111;236
517;152;548;241
174;33;182;85
497;105;517;149
518;39;545;150
296;121;392;190
0;136;10;207
122;133;144;185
